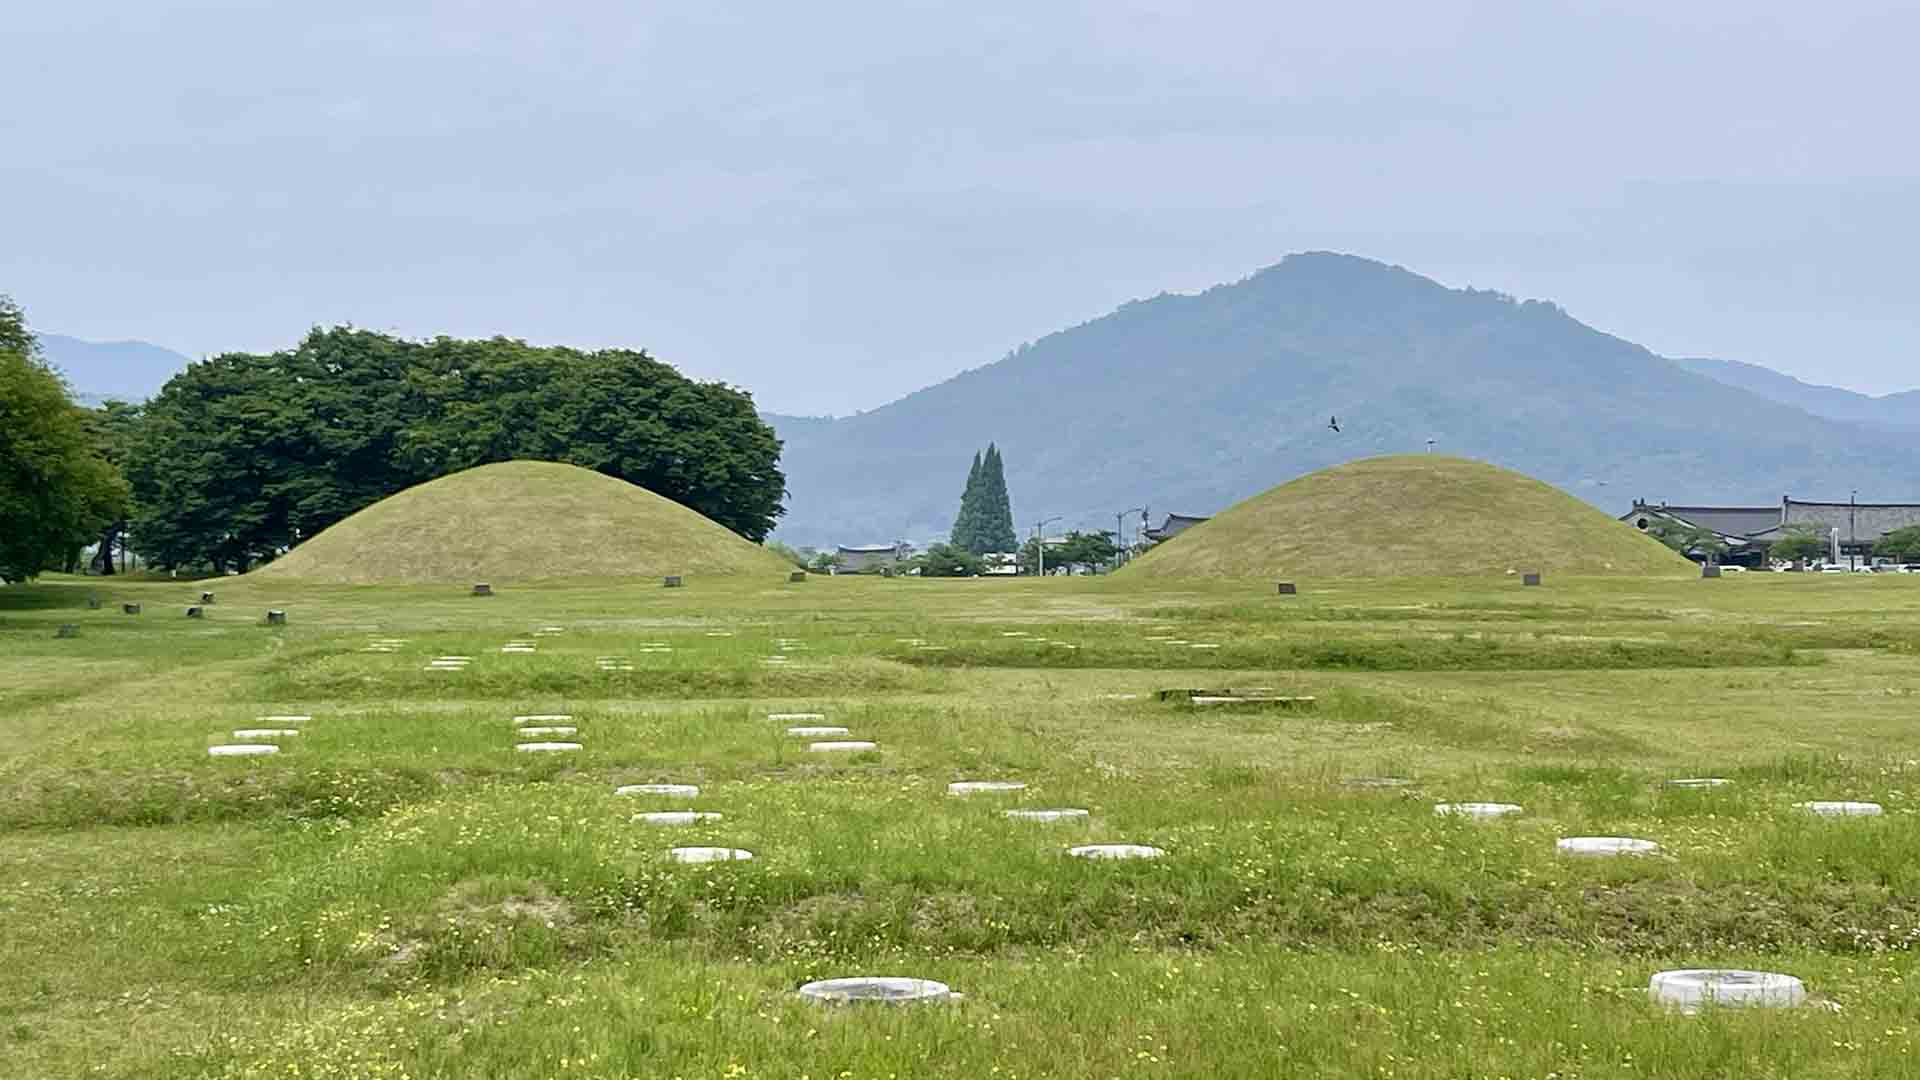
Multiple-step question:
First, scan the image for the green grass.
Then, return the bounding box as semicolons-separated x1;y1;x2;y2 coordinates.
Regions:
7;569;1920;1076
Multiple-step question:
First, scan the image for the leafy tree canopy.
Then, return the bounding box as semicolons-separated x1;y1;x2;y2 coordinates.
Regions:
914;542;984;577
1769;527;1827;564
1645;519;1728;561
0;297;128;581
131;328;785;571
1873;524;1920;563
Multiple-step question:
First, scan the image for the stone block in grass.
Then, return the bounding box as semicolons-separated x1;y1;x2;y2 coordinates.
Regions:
232;728;300;739
1522;572;1542;586
472;583;493;596
1796;800;1881;816
798;977;952;1005
1068;844;1164;860
1276;582;1297;595
788;571;807;583
514;742;582;752
209;744;278;757
1701;565;1721;579
1005;809;1089;822
948;781;1027;795
808;740;877;752
186;606;204;618
265;610;286;625
122;603;141;615
633;811;721;825
1556;836;1660;856
1649;970;1805;1012
200;591;216;603
667;847;752;864
1433;802;1523;819
664;575;683;588
616;783;699;797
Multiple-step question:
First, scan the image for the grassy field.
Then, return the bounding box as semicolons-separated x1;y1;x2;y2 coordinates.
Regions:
6;569;1920;1077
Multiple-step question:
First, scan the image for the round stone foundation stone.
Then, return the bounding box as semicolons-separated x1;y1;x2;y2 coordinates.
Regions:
1557;836;1660;857
1649;969;1806;1011
797;977;952;1005
668;847;753;864
1068;843;1164;860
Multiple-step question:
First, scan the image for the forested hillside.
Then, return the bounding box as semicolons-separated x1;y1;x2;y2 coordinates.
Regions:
768;254;1917;547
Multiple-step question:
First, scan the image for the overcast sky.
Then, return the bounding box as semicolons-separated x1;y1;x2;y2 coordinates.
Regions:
6;2;1917;414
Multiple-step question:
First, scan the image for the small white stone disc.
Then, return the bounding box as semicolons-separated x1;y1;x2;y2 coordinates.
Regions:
501;646;536;653
433;656;473;662
1557;836;1660;856
769;713;826;721
258;715;310;723
787;726;850;736
1665;778;1731;788
1434;802;1523;819
798;977;952;1004
1006;809;1090;822
232;729;299;739
515;742;582;752
617;783;698;797
1068;843;1164;860
634;811;722;825
808;741;877;752
1796;800;1883;816
514;714;573;723
668;847;753;864
948;781;1028;795
209;744;278;756
517;726;577;737
1649;969;1806;1011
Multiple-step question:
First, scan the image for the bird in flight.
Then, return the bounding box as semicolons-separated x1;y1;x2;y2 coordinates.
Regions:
1328;416;1341;433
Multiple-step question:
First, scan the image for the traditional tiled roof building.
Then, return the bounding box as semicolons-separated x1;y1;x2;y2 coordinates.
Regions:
1623;498;1920;566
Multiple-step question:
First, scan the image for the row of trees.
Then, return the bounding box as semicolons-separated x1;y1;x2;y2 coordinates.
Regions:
0;308;787;578
1650;518;1920;566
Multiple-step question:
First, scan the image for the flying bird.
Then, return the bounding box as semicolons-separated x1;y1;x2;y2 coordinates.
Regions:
1328;416;1341;433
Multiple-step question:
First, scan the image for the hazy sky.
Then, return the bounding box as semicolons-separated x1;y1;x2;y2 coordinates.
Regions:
7;2;1917;414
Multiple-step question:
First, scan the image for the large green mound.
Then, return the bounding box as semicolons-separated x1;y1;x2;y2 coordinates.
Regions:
1126;455;1691;579
252;461;791;584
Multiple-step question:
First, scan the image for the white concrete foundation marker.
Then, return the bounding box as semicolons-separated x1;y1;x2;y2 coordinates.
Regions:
1006;809;1089;822
433;656;473;662
1796;800;1882;816
787;726;850;737
1434;802;1523;819
209;744;278;757
706;631;734;637
769;713;827;722
515;742;582;752
1666;778;1731;789
501;646;536;654
634;811;722;825
798;977;952;1005
514;714;573;723
1557;837;1660;857
1100;693;1142;701
233;729;300;739
517;726;577;737
258;715;311;723
668;847;753;864
617;783;698;797
1649;970;1806;1012
1069;844;1164;860
948;781;1028;795
808;741;877;752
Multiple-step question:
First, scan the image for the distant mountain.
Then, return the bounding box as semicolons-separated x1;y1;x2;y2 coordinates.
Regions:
1675;356;1920;430
37;334;191;404
766;253;1918;548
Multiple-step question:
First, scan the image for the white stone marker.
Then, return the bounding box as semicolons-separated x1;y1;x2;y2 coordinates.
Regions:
787;726;850;737
517;726;577;737
769;712;827;721
258;715;311;723
633;811;722;825
1068;844;1165;860
1100;693;1142;701
798;977;952;1005
514;714;574;723
1006;809;1090;822
501;646;536;654
209;744;278;757
433;656;473;661
1557;837;1661;857
1796;800;1883;816
617;783;698;797
667;847;753;864
706;631;734;637
808;741;877;752
1189;643;1220;650
232;729;300;739
514;742;582;752
1649;969;1806;1012
948;781;1028;795
1665;778;1731;789
1434;803;1524;819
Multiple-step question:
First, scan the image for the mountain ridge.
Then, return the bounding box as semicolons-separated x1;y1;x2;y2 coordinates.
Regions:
37;333;192;403
766;252;1917;548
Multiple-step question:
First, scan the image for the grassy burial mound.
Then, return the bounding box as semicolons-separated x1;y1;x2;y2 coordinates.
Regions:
252;460;792;583
1126;455;1690;579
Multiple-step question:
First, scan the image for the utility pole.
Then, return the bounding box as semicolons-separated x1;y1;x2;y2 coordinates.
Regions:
1850;490;1858;570
1116;506;1145;569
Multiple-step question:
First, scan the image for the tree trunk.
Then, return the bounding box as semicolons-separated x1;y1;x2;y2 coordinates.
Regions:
92;522;122;575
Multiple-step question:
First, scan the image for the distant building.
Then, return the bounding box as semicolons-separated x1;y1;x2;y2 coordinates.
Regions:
1143;512;1209;544
1623;498;1920;566
835;542;912;573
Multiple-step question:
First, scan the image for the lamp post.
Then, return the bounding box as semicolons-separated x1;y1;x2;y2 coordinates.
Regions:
1850;490;1858;570
1034;516;1062;577
1115;506;1145;569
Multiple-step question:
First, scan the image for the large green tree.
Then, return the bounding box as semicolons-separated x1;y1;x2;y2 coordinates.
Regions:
976;443;1017;553
131;328;786;570
1769;527;1827;565
1873;525;1920;563
0;297;127;581
949;451;985;551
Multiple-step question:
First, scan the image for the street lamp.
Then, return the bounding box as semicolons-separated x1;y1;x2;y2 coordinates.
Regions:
1850;490;1858;570
1034;516;1062;577
1115;506;1146;569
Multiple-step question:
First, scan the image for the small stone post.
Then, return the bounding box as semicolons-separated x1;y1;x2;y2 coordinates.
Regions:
1276;582;1297;595
472;583;493;597
664;575;684;588
1522;572;1542;587
122;602;142;615
186;605;204;618
266;609;287;626
789;571;807;584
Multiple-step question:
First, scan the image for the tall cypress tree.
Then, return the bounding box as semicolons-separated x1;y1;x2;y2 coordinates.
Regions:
950;450;984;551
979;443;1017;552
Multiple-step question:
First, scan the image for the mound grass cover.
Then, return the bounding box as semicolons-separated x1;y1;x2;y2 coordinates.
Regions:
252;460;791;583
1127;455;1690;579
